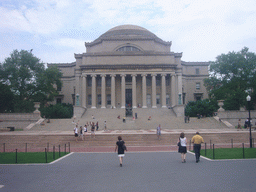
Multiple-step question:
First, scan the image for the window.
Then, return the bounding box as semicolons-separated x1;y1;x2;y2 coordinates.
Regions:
156;76;161;86
106;77;111;87
146;94;151;105
156;94;160;104
88;78;92;87
97;94;101;105
97;78;101;87
56;98;62;104
166;76;170;86
116;46;141;52
196;96;201;101
196;68;200;75
166;94;170;105
88;95;92;105
107;94;111;105
196;83;200;90
146;76;151;86
57;84;61;91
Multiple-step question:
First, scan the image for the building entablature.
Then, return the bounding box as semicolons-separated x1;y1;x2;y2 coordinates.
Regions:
80;64;177;70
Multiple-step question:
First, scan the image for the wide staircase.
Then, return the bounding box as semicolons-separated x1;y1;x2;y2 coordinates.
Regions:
2;108;253;152
1;132;255;152
30;108;229;131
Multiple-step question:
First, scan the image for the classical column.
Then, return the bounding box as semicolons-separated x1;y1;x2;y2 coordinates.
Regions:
177;73;183;105
91;74;96;109
111;74;116;108
82;75;87;108
151;74;157;108
101;74;106;108
132;74;137;108
121;74;126;109
171;73;176;107
142;73;147;108
161;74;167;108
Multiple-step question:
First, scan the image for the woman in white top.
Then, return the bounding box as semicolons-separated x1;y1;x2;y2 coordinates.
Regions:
177;132;187;163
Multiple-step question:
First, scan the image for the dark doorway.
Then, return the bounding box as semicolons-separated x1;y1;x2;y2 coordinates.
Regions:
126;89;132;116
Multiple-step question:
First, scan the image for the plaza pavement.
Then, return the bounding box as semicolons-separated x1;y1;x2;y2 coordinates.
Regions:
0;152;255;192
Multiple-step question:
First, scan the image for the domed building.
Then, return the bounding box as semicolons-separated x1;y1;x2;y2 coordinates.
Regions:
49;25;209;117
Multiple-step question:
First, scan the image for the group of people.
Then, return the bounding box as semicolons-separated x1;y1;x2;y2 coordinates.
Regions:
177;132;204;163
115;131;204;167
237;118;255;130
73;120;107;141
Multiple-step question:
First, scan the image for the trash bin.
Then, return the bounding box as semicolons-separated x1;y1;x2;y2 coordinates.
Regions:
8;127;15;131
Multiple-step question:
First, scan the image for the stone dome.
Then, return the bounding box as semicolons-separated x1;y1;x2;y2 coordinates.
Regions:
87;25;168;46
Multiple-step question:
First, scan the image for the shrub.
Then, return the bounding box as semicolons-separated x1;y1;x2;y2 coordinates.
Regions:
185;99;219;117
40;103;73;118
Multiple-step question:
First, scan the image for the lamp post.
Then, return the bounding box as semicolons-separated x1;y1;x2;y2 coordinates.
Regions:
246;95;252;148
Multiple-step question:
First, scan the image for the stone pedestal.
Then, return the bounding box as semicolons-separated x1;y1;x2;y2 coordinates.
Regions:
33;102;40;113
217;100;225;112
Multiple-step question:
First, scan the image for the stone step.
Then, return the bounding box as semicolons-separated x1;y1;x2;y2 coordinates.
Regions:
1;132;255;151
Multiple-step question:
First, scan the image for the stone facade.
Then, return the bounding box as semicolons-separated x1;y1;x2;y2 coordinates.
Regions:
48;25;209;116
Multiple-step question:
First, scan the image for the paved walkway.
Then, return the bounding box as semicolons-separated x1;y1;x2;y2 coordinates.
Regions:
0;152;255;192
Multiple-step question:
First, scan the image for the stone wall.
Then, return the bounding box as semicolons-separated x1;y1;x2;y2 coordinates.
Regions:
218;110;256;127
0;113;41;129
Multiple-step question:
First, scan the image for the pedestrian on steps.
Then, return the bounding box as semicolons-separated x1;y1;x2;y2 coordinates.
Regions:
156;124;161;140
74;125;78;142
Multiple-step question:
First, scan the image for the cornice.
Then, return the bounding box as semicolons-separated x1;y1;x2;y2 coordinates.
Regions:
80;64;177;70
76;51;179;58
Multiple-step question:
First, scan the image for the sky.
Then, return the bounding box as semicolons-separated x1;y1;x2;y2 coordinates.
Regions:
1;0;256;64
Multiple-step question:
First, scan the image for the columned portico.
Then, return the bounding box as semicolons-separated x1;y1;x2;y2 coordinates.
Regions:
79;72;180;109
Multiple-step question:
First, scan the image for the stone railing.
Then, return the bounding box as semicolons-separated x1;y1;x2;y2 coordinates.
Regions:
0;113;41;129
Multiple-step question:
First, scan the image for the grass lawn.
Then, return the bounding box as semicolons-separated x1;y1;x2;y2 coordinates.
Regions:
194;148;256;160
0;152;69;164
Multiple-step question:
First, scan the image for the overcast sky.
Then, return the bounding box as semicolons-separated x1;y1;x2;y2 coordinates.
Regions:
1;0;256;64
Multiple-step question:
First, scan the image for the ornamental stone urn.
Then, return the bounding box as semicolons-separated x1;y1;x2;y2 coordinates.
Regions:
217;100;225;112
33;102;40;113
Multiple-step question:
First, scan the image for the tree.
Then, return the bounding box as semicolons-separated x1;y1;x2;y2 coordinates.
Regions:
0;49;62;112
0;83;14;112
40;103;73;119
185;99;219;117
204;47;256;110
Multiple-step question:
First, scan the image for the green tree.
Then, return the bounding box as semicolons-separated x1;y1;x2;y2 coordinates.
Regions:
0;49;62;112
204;47;256;110
0;83;14;112
185;99;219;117
40;103;73;118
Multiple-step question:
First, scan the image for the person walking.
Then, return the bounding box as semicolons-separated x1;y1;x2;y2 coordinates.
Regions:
115;136;127;167
96;121;99;131
79;126;84;141
156;124;161;140
74;125;79;142
177;132;187;163
104;121;107;131
191;132;204;163
91;122;95;138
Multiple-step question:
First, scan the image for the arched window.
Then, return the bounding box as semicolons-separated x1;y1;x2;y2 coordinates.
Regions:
116;46;141;52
